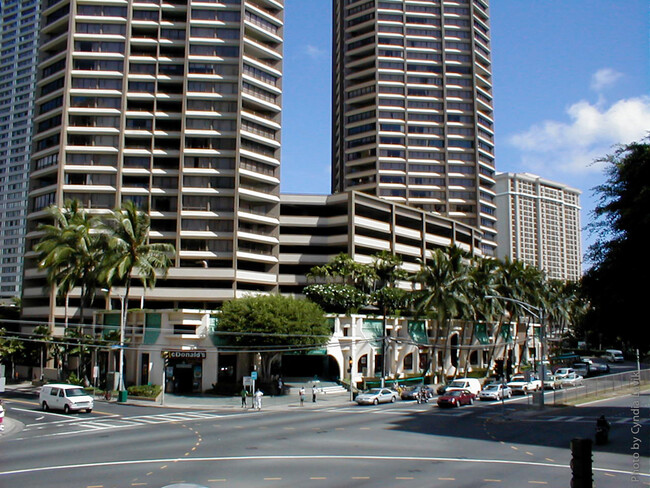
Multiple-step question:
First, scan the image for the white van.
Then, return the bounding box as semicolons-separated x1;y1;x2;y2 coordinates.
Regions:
604;349;624;363
39;384;94;413
444;378;482;396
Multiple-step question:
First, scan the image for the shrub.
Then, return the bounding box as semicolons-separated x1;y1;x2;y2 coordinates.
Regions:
127;384;161;398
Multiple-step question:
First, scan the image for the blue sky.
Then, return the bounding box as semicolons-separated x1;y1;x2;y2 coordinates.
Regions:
279;1;650;257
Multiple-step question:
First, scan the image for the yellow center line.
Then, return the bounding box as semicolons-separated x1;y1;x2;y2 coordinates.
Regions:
483;479;502;483
511;446;519;450
528;482;548;485
545;458;554;462
208;479;227;482
603;472;616;477
525;451;534;456
438;477;456;481
352;477;369;480
310;477;327;480
264;478;282;481
396;477;414;480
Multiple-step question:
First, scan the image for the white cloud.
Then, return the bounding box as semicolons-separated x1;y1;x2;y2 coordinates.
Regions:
304;44;326;59
590;68;623;92
508;95;650;176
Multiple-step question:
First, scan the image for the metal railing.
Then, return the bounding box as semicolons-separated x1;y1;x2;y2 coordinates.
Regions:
547;368;649;405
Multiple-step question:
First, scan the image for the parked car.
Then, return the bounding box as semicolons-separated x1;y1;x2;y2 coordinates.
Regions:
437;389;475;408
479;383;512;401
588;359;610;374
572;362;590;377
559;373;583;387
356;388;398;405
507;374;541;394
541;372;561;390
401;385;435;401
39;384;94;413
604;349;624;363
441;378;482;396
554;368;576;380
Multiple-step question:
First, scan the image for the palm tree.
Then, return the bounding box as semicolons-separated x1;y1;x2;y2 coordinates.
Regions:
412;246;471;378
34;200;104;327
101;200;175;314
461;256;500;375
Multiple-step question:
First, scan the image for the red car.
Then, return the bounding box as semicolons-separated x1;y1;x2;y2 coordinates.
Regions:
436;389;474;408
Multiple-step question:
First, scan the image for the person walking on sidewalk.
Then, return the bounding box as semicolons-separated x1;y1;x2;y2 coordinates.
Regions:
240;387;248;408
0;399;5;432
299;386;305;406
312;384;317;403
254;389;263;410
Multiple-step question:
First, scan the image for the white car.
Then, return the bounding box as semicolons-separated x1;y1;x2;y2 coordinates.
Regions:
507;374;541;394
39;384;94;413
355;388;397;405
554;368;575;380
479;383;512;401
559;373;583;387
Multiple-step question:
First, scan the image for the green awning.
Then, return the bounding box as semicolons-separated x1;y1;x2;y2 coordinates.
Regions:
408;320;428;345
475;323;490;345
143;313;161;345
362;319;383;346
500;323;513;342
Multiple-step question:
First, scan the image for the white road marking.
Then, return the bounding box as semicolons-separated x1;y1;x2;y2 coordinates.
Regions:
0;454;647;479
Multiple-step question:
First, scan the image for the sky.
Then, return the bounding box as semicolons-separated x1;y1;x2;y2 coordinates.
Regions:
279;0;650;259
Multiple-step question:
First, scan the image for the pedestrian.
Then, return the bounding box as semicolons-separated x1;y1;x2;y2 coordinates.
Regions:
299;386;305;406
240;387;247;408
0;399;5;432
254;389;263;410
312;385;317;403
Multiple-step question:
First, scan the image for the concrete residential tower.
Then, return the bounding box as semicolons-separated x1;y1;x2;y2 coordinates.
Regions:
0;0;40;300
332;0;496;255
23;0;284;323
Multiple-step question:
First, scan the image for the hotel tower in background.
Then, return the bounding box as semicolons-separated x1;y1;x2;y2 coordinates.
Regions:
0;0;40;301
495;172;582;282
332;0;497;255
22;0;285;322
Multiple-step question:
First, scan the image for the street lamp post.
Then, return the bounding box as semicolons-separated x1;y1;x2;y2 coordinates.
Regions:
485;295;546;407
103;289;126;395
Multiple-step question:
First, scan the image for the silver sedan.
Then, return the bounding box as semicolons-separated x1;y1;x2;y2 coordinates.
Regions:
356;388;398;405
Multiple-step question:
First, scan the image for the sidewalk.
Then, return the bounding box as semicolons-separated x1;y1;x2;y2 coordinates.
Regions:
128;388;354;411
1;380;355;412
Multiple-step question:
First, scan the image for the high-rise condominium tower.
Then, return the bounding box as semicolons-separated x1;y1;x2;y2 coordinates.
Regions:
495;172;582;282
23;0;284;322
0;0;40;300
332;0;496;255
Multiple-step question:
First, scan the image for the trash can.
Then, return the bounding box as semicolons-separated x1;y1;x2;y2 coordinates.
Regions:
117;390;128;403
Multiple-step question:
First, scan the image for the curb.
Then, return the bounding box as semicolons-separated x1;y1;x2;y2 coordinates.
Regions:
0;417;25;439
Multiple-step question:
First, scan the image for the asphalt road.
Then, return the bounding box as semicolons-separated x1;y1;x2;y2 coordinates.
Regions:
1;388;648;488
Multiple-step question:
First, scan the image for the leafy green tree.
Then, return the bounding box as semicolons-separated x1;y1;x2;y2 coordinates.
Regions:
305;253;375;313
582;138;650;353
303;283;368;314
218;295;330;381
